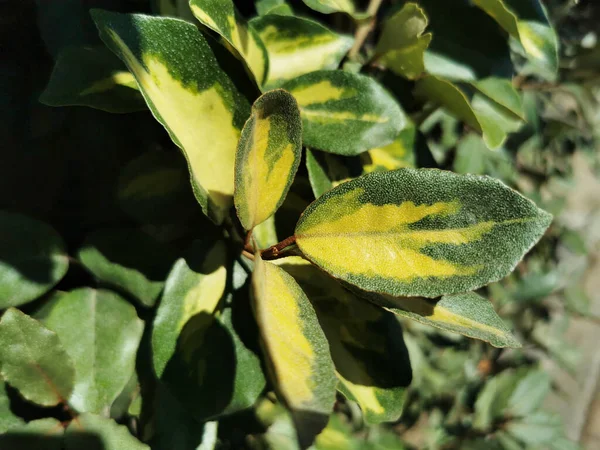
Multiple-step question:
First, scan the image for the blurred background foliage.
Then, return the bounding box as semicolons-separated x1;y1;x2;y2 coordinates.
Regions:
1;0;599;449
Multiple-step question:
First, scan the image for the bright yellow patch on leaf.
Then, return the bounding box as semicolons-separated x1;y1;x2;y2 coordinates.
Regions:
242;118;295;228
301;110;389;124
180;242;227;330
291;80;352;106
80;71;137;96
107;30;240;223
253;257;315;407
296;188;496;282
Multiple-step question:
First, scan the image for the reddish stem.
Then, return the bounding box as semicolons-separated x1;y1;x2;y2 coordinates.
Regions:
261;235;297;260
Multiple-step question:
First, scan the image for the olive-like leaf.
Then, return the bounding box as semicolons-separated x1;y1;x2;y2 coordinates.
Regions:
39;46;145;113
77;229;178;307
0;418;64;450
250;15;353;89
189;0;269;86
0;308;74;407
0;211;69;309
278;257;412;424
91;10;251;224
152;240;227;377
282;71;405;155
361;291;521;348
252;255;337;447
473;0;559;74
65;413;149;450
375;3;432;79
40;288;144;413
295;169;552;298
302;0;357;16
235;89;302;230
256;0;293;16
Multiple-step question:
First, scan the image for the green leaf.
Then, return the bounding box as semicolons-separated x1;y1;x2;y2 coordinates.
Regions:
375;3;432;79
295;169;552;298
252;255;337;447
453;133;517;184
0;380;24;433
39;46;146;113
256;0;293;16
152;240;228;377
506;411;562;446
473;0;559;74
65;413;149;450
0;308;74;407
158;256;266;421
278;257;411;424
306;149;334;199
302;0;356;15
282;71;405;155
507;369;551;416
40;288;144;413
234;89;302;230
0;418;64;450
117;149;204;226
361;292;520;348
414;75;521;149
189;0;269;86
250;15;353;89
91;10;251;224
77;229;178;307
0;211;69;309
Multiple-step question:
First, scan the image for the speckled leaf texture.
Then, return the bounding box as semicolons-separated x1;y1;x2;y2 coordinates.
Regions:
0;308;75;407
250;14;353;89
189;0;269;86
473;0;559;74
358;291;521;348
281;70;405;156
235;89;302;231
252;255;337;447
278;257;411;424
91;10;250;224
295;169;552;298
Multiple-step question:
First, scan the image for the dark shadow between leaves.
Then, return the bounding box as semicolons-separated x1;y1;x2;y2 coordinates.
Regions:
0;431;104;450
292;409;329;450
161;311;237;422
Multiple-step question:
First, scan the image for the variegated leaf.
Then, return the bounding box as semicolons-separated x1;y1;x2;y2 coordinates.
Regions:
282;71;405;155
302;0;357;16
189;0;269;86
362;124;418;173
91;11;250;224
234;89;302;230
252;255;337;446
295;169;552;298
152;240;228;377
40;46;145;113
277;257;411;424
374;3;432;80
359;291;520;348
250;15;353;89
473;0;559;74
256;0;293;16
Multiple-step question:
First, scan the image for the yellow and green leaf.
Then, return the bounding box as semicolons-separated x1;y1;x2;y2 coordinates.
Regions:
156;251;266;421
302;0;356;16
250;15;353;89
91;11;250;224
256;0;294;16
234;89;302;231
414;75;523;149
152;240;227;377
189;0;269;86
362;124;418;173
277;257;411;424
39;46;145;113
374;3;432;80
473;0;559;74
252;255;337;445
282;70;405;155
358;291;521;348
295;169;552;298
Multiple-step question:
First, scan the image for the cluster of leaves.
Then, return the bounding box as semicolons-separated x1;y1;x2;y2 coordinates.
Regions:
1;0;596;449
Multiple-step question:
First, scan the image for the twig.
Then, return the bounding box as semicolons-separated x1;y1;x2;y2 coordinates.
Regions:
261;235;297;260
348;0;385;61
